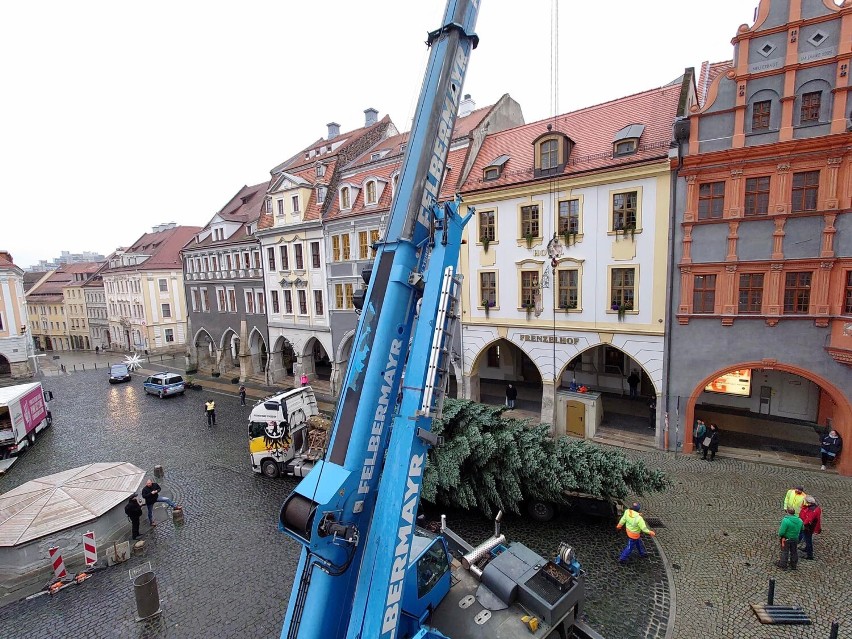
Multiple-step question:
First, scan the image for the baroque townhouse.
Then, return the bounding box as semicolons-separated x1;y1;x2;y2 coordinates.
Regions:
667;0;852;475
458;76;696;439
103;224;200;354
62;262;105;351
84;263;110;351
26;268;73;352
181;183;268;382
323;95;524;397
257;110;396;387
0;251;30;377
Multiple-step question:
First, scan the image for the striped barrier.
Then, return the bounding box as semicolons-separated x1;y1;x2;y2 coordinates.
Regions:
48;547;67;579
83;531;97;566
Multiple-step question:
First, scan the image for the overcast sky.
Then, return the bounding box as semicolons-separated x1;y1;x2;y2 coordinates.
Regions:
1;0;758;269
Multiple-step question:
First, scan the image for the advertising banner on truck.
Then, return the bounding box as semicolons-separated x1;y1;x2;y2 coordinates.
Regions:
18;386;46;435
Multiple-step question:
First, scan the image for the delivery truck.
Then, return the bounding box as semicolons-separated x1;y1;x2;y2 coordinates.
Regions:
0;382;54;458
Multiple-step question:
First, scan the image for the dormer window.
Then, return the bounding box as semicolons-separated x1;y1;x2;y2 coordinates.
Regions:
365;180;377;205
613;124;644;157
340;187;351;209
614;140;636;155
483;155;509;181
540;140;558;169
292;195;300;213
370;152;382;161
316;163;326;178
533;132;572;177
317;186;327;204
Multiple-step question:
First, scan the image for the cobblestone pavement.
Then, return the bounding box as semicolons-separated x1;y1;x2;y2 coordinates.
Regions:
626;448;852;639
0;371;662;639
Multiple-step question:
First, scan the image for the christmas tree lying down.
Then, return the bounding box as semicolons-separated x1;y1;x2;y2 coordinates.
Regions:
421;399;670;517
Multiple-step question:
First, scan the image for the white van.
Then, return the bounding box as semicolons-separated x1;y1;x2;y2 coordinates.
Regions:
248;387;321;478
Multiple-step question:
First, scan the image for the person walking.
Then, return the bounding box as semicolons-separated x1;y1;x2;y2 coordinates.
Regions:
798;495;822;560
616;502;655;564
300;373;309;387
505;383;517;409
701;423;719;461
205;398;216;426
238;385;247;406
820;429;843;470
693;419;707;454
141;479;179;526
124;494;142;540
647;395;657;430
627;370;640;399
776;507;804;570
783;485;807;516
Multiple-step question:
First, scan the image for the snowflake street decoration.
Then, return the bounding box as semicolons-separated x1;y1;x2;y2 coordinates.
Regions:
123;353;144;371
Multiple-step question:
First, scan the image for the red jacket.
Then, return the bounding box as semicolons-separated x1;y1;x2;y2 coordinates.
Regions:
799;504;822;534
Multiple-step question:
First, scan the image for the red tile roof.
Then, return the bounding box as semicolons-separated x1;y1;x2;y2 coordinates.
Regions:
0;251;16;269
184;182;268;250
697;60;733;107
106;225;201;273
26;268;74;302
461;83;684;194
324;106;497;221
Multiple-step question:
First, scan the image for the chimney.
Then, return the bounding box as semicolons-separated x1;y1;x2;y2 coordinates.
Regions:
0;251;12;264
458;94;475;118
152;224;162;233
364;108;378;126
327;122;341;139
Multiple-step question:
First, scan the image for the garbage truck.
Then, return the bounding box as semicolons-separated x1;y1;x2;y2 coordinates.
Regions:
0;382;54;458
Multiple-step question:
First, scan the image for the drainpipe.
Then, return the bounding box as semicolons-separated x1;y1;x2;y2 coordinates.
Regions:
664;121;688;452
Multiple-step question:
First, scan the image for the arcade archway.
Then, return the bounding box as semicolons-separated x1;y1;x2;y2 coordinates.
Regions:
686;363;852;475
303;337;331;382
193;329;217;372
248;329;267;376
221;329;240;375
468;338;542;411
559;345;658;436
0;354;10;377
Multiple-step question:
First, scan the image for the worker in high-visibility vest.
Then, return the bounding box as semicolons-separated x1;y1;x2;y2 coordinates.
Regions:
205;399;216;427
616;502;656;564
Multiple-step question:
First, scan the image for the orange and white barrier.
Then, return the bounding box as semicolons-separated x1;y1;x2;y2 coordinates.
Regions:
49;547;67;579
83;531;97;566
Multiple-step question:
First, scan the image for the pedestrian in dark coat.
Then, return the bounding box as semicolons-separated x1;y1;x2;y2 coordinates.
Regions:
239;385;247;406
693;419;707;454
124;494;142;540
647;395;657;430
505;384;517;409
820;429;842;470
627;371;640;399
798;496;822;560
701;423;719;461
141;479;179;526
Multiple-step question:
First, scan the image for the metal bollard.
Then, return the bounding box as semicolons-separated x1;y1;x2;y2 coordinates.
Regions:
829;622;839;639
767;578;775;605
153;465;164;479
133;571;161;620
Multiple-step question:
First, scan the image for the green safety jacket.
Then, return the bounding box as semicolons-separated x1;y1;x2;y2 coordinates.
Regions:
617;509;652;539
778;514;804;540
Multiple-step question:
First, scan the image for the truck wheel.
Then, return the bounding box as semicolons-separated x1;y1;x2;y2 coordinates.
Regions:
527;500;555;523
261;460;280;479
27;432;36;446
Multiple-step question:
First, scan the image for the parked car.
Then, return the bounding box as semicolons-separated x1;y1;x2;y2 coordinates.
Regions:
108;364;132;384
143;373;185;398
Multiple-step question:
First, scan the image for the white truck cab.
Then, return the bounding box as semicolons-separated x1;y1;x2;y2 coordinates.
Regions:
248;386;321;479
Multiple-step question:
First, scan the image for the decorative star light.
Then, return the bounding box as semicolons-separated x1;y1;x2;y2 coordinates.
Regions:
123;353;144;371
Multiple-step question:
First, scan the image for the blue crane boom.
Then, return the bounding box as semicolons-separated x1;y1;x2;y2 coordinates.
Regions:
278;2;480;638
